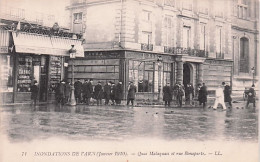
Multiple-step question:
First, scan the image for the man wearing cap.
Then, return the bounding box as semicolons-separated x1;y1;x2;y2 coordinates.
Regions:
127;81;137;106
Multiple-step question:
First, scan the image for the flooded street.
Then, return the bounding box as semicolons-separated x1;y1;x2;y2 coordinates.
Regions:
1;102;258;142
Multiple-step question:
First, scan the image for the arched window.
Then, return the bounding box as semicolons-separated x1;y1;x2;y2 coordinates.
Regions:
240;37;249;73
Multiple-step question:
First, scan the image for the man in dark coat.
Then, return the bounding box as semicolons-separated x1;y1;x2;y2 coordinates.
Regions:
115;81;123;105
56;80;66;105
176;83;185;107
94;81;103;105
64;81;71;104
87;79;94;105
82;79;89;104
127;81;137;106
185;83;194;105
198;83;208;108
103;81;111;105
246;84;256;108
222;82;232;107
30;80;38;107
74;79;82;104
163;82;172;107
110;82;116;105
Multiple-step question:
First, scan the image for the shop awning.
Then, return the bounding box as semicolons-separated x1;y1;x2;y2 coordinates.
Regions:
12;32;84;57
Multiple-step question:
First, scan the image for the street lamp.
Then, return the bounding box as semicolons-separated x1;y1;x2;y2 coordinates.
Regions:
157;56;163;101
69;45;77;106
251;67;255;86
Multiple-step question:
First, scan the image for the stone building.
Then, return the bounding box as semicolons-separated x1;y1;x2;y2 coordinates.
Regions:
0;6;84;104
231;0;259;96
66;0;258;100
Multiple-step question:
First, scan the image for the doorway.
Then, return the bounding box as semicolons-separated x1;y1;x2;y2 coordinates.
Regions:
183;63;192;88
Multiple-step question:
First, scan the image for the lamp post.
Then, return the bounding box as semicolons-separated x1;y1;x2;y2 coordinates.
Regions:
157;56;163;101
251;67;255;86
69;45;77;106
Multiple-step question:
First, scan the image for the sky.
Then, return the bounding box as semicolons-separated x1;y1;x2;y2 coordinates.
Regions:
0;0;70;17
0;0;70;27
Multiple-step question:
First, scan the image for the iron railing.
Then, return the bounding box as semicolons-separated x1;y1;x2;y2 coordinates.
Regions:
164;46;209;57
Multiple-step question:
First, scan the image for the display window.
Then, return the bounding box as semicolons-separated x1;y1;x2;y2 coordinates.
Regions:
17;55;33;92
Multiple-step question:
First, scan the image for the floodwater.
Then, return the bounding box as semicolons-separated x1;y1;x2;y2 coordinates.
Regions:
0;102;258;142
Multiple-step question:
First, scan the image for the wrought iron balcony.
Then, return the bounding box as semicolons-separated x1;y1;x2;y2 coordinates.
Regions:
141;43;153;51
164;46;208;57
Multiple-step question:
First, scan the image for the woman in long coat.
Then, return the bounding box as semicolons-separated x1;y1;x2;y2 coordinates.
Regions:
163;83;172;107
127;81;137;106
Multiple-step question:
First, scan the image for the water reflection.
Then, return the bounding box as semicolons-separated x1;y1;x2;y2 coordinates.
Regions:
0;103;258;142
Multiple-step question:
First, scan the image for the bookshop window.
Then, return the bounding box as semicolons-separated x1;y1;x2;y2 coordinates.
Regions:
17;55;33;92
0;55;14;92
49;56;62;92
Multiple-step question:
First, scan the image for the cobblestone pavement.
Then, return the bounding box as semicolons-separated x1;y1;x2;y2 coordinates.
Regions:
0;100;258;142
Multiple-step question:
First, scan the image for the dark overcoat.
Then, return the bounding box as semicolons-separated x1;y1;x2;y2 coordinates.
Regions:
30;84;38;99
198;86;207;103
163;85;172;101
64;83;71;97
224;85;232;102
110;85;116;100
86;82;93;98
103;84;111;99
247;87;256;103
74;81;82;96
127;84;137;100
94;84;103;99
115;83;123;100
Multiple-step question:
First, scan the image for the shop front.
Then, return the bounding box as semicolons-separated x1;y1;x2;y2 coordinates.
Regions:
0;30;84;104
67;50;232;102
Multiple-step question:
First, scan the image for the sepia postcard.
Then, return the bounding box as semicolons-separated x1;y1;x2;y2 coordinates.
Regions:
0;0;259;162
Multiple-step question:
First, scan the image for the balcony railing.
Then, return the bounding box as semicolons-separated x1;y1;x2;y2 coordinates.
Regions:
164;46;208;57
141;43;153;51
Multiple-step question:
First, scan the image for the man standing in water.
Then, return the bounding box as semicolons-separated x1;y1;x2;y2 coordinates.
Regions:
212;84;227;110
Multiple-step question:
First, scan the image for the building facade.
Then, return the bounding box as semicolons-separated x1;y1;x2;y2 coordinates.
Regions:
231;0;259;95
66;0;258;100
0;6;84;104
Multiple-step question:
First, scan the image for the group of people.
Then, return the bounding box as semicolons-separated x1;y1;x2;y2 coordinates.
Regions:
162;81;257;109
163;82;207;108
31;78;256;109
72;79;124;106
